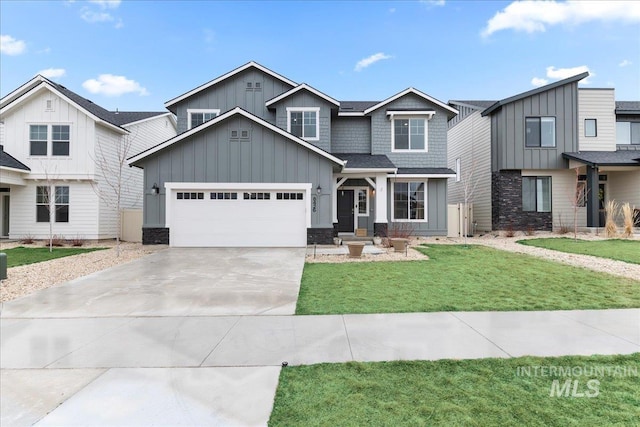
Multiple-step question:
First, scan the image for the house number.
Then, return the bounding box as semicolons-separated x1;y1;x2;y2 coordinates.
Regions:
312;195;317;213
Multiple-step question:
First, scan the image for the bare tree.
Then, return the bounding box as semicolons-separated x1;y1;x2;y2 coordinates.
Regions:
91;129;140;257
459;158;479;246
570;168;589;241
38;163;62;252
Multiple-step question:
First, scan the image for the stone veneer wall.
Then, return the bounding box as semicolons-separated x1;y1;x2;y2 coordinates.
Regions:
307;228;334;245
142;228;169;245
491;171;553;231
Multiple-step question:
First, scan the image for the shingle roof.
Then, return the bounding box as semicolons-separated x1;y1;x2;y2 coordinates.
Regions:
0;146;30;171
109;111;169;126
338;153;396;169
482;72;589;116
615;101;640;114
339;101;379;113
449;100;497;110
396;167;456;175
562;151;640;167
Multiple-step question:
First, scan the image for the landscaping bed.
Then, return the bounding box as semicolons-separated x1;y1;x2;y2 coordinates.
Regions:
518;238;640;265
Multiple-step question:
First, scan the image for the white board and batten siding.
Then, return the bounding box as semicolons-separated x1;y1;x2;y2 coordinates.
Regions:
447;110;492;232
166;183;311;247
578;89;616;152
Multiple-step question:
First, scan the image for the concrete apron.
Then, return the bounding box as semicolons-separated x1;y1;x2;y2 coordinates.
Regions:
2;309;639;425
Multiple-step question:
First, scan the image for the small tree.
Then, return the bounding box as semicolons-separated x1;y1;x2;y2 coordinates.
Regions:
459;158;479;246
91;129;140;257
570;168;589;241
38;163;63;252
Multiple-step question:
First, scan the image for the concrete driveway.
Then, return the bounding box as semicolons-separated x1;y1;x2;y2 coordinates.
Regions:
1;247;306;318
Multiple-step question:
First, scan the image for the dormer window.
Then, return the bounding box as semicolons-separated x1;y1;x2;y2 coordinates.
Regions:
187;109;220;129
287;107;319;140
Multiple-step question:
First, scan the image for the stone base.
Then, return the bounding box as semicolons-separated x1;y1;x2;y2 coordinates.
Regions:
142;228;169;245
374;222;388;237
307;228;334;245
492;171;552;231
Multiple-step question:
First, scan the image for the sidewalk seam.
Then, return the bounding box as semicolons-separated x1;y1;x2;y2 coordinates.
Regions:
197;316;244;367
555;311;640;347
341;315;355;361
448;312;513;358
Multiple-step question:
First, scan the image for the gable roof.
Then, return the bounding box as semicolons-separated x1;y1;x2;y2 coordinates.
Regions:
482;72;589;117
615;101;640;114
339;101;378;114
563;151;640;167
265;83;340;108
164;61;297;112
0;145;30;172
338;153;396;171
111;111;173;126
128;107;345;167
363;88;458;117
448;100;496;110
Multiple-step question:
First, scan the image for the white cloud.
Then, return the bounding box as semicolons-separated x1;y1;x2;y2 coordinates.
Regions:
203;28;215;44
531;77;548;87
82;74;149;97
39;68;66;79
81;8;114;23
115;18;124;29
421;0;445;6
354;53;392;72
1;34;26;55
531;65;593;87
37;47;52;54
89;0;121;9
482;1;640;37
619;59;632;67
389;7;396;13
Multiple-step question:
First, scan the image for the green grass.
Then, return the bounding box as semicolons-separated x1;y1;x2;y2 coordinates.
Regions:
518;238;640;264
296;245;640;314
269;354;640;427
0;246;107;268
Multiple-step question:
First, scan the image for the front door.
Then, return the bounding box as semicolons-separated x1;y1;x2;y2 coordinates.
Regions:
598;182;606;227
337;189;354;232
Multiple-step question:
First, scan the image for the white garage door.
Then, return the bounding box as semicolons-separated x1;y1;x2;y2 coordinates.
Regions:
169;186;308;247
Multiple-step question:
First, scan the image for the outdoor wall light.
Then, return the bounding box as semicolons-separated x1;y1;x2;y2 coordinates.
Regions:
151;183;159;195
316;184;322;195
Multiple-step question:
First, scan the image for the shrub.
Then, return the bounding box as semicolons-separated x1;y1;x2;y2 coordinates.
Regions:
525;226;536;236
604;200;619;238
504;224;515;238
20;234;35;244
49;235;65;247
69;235;85;247
621;203;637;238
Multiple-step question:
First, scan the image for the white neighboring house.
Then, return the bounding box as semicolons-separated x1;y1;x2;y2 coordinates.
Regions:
0;75;177;240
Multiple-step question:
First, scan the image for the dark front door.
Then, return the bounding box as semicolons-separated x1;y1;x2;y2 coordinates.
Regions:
337;190;354;232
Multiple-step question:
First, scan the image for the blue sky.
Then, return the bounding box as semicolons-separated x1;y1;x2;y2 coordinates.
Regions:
1;0;639;112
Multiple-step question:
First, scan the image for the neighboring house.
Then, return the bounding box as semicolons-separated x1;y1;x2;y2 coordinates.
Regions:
448;73;640;232
128;61;458;247
0;75;177;240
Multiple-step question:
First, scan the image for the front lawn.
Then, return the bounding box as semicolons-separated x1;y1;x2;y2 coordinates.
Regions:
269;353;640;426
1;246;107;268
296;245;640;314
518;238;640;264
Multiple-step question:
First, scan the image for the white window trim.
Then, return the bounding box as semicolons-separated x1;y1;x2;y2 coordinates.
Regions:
455;158;461;182
27;123;71;158
391;116;429;152
390;179;428;222
286;107;320;141
187;109;220;129
356;188;370;217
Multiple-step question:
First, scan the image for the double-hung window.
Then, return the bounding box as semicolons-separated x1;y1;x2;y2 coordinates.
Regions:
287;108;319;140
393;181;426;221
52;125;70;156
187;109;220;129
393;118;426;151
30;125;48;156
29;124;70;156
525;117;556;147
36;186;69;222
522;177;551;212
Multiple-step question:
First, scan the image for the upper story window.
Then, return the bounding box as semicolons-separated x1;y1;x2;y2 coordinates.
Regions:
584;119;597;137
392;118;426;151
616;121;640;145
30;124;70;157
187;109;220;129
525;117;556;148
287;107;319;140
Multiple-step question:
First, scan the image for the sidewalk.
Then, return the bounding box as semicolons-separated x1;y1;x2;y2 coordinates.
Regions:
2;309;638;426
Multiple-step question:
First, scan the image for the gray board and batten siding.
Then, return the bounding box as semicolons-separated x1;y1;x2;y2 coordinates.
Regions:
173;68;294;133
488;81;580;171
138;115;337;229
387;178;449;236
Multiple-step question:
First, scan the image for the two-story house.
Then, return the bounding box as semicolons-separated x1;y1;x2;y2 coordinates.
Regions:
447;73;640;232
128;61;458;247
0;75;177;240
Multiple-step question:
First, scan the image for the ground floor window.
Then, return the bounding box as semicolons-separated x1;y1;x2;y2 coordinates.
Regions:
36;185;69;222
522;176;551;212
393;181;425;220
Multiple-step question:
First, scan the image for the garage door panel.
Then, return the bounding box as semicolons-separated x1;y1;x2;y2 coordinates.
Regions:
170;189;307;247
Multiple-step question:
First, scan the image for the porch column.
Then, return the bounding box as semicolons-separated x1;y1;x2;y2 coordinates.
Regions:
586;164;599;227
374;173;388;223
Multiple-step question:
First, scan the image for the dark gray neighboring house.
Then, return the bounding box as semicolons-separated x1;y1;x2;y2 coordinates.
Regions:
129;61;458;247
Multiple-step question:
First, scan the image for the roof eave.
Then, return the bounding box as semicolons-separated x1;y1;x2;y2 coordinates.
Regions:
265;83;340;108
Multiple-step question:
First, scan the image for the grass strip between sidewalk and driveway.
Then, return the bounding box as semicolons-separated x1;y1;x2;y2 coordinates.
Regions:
1;246;108;268
518;238;640;264
296;245;640;315
269;353;640;427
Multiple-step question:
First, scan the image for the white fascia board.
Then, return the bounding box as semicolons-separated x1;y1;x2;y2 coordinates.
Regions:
0;75;46;109
386;110;435;118
128;107;346;167
121;112;174;127
26;173;96;181
388;173;456;179
0;82;128;135
0;166;30;174
364;87;459;116
265;83;340;107
165;61;297;109
337;112;366;117
343;168;397;174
